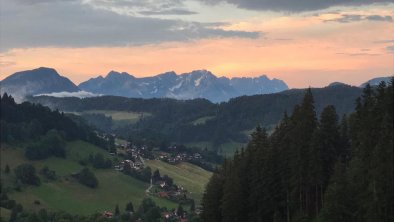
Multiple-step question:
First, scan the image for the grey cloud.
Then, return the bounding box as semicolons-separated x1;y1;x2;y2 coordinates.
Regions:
88;0;187;15
324;14;393;23
373;40;394;44
366;15;393;22
336;52;380;56
274;38;293;41
200;0;392;12
0;0;260;51
325;14;362;23
139;8;198;15
386;46;394;53
14;0;77;4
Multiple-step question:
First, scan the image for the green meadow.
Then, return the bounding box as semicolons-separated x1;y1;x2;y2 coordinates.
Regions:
0;141;177;215
145;160;212;204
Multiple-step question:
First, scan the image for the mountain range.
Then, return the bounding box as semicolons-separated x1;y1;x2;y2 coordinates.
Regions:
1;67;391;103
1;67;289;102
78;69;289;102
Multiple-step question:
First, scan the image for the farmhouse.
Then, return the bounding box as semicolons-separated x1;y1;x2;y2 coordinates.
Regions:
102;211;113;218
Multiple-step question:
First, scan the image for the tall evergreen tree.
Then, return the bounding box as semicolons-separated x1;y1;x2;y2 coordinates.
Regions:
247;127;271;221
289;88;318;218
201;166;225;222
221;152;243;222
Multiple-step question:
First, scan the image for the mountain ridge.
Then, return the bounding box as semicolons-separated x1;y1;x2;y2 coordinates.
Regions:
0;67;79;102
360;76;393;87
78;69;289;102
1;67;391;103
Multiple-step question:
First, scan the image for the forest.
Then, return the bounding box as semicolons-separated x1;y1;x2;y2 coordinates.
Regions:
29;84;362;147
201;80;393;222
0;93;112;151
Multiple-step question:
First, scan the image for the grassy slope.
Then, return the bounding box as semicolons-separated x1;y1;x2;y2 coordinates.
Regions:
217;141;245;157
191;116;215;126
0;207;11;221
67;110;152;129
0;141;177;216
145;160;212;204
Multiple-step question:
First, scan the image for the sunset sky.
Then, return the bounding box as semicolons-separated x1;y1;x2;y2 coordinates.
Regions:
1;0;393;88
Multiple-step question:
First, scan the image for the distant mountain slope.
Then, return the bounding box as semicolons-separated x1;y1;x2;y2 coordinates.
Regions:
327;82;349;87
360;76;393;87
0;67;79;102
78;70;288;102
229;75;288;95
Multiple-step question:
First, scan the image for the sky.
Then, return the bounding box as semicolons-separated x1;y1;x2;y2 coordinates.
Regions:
0;0;393;88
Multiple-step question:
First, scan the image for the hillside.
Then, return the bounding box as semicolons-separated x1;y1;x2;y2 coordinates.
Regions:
360;76;393;87
29;84;363;154
0;94;212;221
0;141;178;215
145;160;212;204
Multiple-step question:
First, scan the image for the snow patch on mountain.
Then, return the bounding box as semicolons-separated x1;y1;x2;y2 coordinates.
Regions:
195;75;204;87
170;80;184;92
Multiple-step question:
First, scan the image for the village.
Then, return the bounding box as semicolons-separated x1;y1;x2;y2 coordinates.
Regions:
113;140;198;200
98;139;200;221
113;140;204;171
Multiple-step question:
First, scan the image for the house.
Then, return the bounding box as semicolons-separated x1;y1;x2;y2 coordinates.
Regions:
193;153;202;159
162;211;172;219
158;192;169;198
114;165;123;171
103;211;113;218
195;208;203;215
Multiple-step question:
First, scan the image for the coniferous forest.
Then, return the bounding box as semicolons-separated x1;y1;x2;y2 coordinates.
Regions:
201;80;393;222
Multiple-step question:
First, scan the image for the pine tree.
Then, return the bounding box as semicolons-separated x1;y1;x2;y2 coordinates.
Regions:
319;163;356;222
115;204;120;216
4;164;10;174
309;105;341;215
201;166;225;222
338;115;351;163
125;201;134;213
221;153;243;222
289;88;318;218
190;199;196;212
247;127;271;221
177;204;184;217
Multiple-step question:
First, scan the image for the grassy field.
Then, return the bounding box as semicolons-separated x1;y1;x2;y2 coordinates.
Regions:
145;160;212;204
217;141;245;157
186;140;245;157
0;207;11;221
115;138;128;145
66;110;152;128
186;141;214;150
0;141;177;216
85;110;151;122
191;116;215;126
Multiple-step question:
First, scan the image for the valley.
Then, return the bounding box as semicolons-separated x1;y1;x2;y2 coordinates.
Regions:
1;140;211;216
